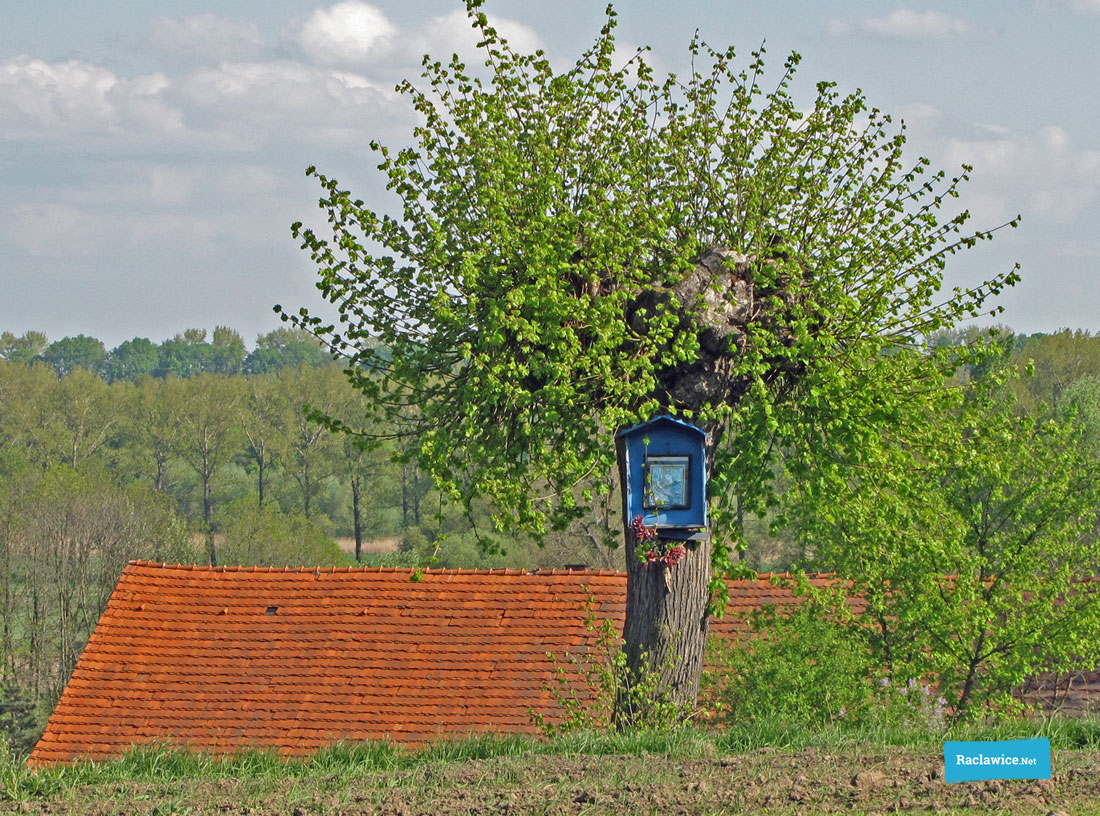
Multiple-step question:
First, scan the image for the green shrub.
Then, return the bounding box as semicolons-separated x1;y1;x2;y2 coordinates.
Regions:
0;681;43;761
704;583;928;729
216;500;344;567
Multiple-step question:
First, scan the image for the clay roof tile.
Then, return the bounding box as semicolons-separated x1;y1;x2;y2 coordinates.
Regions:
30;561;842;765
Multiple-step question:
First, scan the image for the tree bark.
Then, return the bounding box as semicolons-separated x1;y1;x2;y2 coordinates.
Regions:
401;466;409;530
351;474;363;563
256;448;266;507
617;531;712;726
202;458;216;566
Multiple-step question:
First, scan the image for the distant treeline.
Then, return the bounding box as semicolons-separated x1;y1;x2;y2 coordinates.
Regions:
0;326;334;381
938;325;1100;410
0;353;433;561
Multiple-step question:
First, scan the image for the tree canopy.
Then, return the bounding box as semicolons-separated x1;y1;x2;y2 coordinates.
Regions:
288;2;1019;571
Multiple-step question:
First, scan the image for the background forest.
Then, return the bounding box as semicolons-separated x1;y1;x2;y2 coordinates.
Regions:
3;323;1100;752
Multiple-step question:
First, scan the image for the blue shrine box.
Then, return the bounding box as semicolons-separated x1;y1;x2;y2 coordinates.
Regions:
616;415;709;540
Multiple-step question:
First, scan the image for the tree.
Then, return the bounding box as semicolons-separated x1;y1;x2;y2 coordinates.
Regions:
0;451;35;682
275;365;345;521
5;463;190;717
172;374;244;563
0;331;48;365
42;368;120;469
0;361;55;462
103;337;159;382
0;362;119;472
793;364;1100;718
288;3;1018;724
115;376;183;493
208;326;248;375
324;374;389;562
244;327;331;373
237;373;289;507
216;499;343;567
1010;329;1100;411
40;335;106;378
0;679;40;759
155;329;211;378
1058;375;1100;455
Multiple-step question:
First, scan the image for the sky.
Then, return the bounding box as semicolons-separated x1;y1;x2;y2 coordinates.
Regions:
2;1;1099;350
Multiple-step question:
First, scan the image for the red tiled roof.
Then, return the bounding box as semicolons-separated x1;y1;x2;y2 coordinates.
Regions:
29;561;835;765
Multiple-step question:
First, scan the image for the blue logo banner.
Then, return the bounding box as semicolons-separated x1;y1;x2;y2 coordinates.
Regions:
944;738;1051;783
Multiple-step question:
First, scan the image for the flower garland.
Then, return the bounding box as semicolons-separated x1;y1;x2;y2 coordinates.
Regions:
632;515;687;569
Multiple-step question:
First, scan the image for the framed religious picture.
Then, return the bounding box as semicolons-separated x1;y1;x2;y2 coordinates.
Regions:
643;455;691;510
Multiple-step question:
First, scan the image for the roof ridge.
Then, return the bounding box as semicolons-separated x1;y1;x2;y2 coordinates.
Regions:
122;567;840;585
125;560;626;577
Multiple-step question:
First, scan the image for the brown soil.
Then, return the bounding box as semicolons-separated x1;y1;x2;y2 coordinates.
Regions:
5;747;1099;815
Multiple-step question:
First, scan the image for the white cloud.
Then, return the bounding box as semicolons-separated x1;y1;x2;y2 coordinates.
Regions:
412;9;543;69
824;19;853;37
0;46;414;156
943;135;1022;176
286;3;542;83
296;1;397;66
894;102;943;128
4;200;221;261
828;8;988;40
1033;0;1100;15
182;60;409;148
149;14;267;62
0;161;290;266
55;166;197;209
183;59;391;104
0;56;182;142
905;106;1100;225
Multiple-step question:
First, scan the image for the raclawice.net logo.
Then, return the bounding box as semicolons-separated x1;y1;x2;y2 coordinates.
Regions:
944;738;1051;783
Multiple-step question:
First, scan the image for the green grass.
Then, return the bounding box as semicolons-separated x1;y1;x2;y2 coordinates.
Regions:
4;717;1100;804
710;713;1100;753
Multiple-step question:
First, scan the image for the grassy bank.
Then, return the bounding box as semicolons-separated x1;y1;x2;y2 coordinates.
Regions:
3;719;1100;814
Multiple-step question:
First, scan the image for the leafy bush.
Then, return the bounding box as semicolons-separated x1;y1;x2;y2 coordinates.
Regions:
792;362;1100;719
216;500;343;567
0;681;41;761
703;582;931;729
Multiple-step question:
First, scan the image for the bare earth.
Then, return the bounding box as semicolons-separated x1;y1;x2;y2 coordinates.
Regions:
5;747;1099;815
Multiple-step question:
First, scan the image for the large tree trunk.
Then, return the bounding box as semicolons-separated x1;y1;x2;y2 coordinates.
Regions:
616;531;712;727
